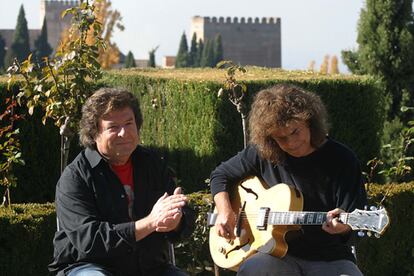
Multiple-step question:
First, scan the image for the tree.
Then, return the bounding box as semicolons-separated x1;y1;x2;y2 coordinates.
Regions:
189;33;198;67
90;0;124;69
33;17;53;66
329;55;339;74
58;0;123;69
5;5;30;67
124;51;136;68
201;39;214;67
342;0;414;118
0;34;5;72
0;94;24;208
213;34;224;66
148;46;159;68
217;60;248;147
175;32;189;68
196;39;204;68
8;1;105;174
319;55;329;74
307;60;316;72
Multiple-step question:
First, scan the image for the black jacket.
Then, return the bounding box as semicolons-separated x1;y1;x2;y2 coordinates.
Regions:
210;138;367;262
48;146;193;276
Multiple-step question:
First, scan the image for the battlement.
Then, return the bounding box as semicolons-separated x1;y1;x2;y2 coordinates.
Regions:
192;15;280;25
43;0;80;6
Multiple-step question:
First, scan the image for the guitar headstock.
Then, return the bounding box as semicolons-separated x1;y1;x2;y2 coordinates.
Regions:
346;207;390;236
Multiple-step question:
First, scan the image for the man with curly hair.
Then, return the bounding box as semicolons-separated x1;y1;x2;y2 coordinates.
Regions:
49;88;193;276
210;84;367;275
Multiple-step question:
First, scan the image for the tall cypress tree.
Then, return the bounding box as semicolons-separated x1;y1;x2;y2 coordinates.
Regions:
201;39;214;67
342;0;414;118
5;5;31;66
124;51;136;68
148;46;158;68
0;34;5;71
175;32;189;68
189;33;198;67
213;33;224;66
196;39;204;68
33;17;53;66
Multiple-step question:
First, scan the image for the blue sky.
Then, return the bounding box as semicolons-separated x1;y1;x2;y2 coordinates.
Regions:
0;0;364;71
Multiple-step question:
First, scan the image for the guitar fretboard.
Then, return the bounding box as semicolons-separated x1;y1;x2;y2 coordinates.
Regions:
266;211;348;225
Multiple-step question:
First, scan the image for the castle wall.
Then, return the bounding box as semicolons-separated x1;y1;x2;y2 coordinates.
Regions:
191;16;281;68
40;0;79;50
0;29;41;51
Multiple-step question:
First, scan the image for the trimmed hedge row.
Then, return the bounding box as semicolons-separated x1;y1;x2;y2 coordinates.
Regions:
0;203;55;276
102;68;385;193
0;182;412;276
1;68;384;200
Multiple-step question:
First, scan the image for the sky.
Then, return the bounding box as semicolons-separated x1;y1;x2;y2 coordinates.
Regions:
0;0;365;72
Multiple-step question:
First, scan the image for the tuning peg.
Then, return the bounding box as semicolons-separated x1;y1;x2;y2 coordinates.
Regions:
357;231;365;237
366;231;372;237
374;233;381;238
369;206;377;211
364;205;368;210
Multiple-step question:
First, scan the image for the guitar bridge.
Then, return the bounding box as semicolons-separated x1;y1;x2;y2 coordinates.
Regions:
257;207;270;230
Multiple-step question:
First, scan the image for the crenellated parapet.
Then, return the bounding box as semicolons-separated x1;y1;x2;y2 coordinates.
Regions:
192;16;280;25
43;0;80;6
190;15;282;68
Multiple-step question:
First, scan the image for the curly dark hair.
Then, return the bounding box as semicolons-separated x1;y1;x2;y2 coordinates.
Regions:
248;84;328;164
79;87;143;149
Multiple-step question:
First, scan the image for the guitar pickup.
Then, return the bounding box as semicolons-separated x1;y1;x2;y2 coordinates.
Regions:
256;207;270;230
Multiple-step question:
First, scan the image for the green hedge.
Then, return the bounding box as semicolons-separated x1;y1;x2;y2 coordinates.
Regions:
0;183;412;276
0;203;55;276
357;182;414;275
102;68;385;192
1;68;385;200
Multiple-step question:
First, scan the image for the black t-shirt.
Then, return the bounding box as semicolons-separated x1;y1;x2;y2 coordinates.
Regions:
210;138;367;262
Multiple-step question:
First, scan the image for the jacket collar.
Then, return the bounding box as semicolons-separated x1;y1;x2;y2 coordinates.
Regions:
84;146;146;168
84;147;104;168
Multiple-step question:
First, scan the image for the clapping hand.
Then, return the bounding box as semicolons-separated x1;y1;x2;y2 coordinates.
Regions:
150;187;187;232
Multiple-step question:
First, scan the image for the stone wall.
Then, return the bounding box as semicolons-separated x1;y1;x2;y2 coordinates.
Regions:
40;0;79;50
191;16;281;68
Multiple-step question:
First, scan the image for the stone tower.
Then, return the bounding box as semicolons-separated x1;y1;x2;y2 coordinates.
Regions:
191;16;281;68
40;0;79;50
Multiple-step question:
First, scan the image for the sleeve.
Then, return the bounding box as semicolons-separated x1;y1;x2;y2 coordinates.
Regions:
210;145;261;197
56;165;136;260
335;155;367;212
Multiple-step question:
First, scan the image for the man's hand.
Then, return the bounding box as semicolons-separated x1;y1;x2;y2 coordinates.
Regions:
150;187;187;232
214;192;237;240
322;208;351;235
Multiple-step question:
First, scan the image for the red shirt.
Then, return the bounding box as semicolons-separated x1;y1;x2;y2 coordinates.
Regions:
111;158;134;219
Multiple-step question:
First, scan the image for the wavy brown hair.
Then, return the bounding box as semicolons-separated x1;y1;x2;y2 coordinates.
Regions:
248;84;328;164
79;87;143;149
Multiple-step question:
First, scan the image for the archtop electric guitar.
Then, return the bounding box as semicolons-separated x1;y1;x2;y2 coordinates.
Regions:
208;177;390;271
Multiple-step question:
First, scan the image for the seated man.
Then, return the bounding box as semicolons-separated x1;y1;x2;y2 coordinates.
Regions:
210;84;367;275
49;87;193;276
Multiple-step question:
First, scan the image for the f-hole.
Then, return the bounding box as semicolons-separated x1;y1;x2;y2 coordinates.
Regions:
240;183;258;200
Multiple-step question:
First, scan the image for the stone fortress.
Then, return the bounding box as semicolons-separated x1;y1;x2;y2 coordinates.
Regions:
0;0;78;53
191;16;281;68
1;1;282;68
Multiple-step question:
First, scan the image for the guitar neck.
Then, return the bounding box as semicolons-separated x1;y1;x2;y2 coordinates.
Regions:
267;211;348;226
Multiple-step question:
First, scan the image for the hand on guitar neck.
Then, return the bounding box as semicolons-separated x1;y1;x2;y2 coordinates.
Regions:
214;191;352;239
213;191;237;240
322;208;352;235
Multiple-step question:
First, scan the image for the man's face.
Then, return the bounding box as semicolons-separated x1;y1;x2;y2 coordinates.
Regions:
270;120;315;157
95;107;139;165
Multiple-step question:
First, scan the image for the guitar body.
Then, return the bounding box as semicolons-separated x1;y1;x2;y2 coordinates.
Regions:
209;177;303;271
